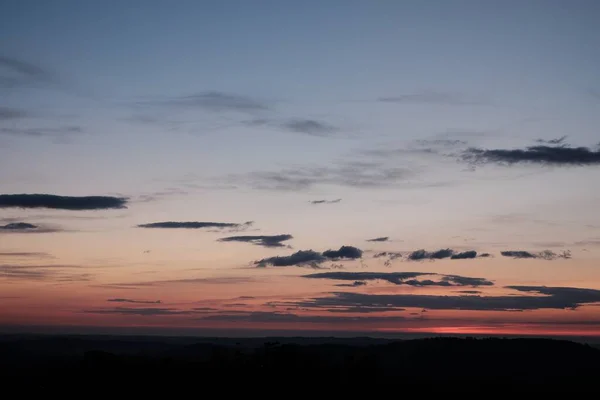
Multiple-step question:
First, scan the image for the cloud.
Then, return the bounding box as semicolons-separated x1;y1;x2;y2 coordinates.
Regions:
373;251;403;267
256;246;363;267
455;290;482;294
322;246;363;260
0;126;82;138
292;285;600;312
0;106;27;120
1;222;38;230
156;91;268;113
282;119;336;136
450;250;478;259
94;276;255;289
137;221;253;230
463;143;600;166
378;91;487;106
107;298;161;304
256;250;326;267
536;136;567;145
199;311;405;324
501;250;571;260
83;307;194;316
0;55;55;88
0;264;91;282
367;236;389;242
335;281;367;287
0;194;127;210
0;221;64;234
408;248;454;260
218;234;293;248
304;272;493;287
0;252;53;258
310;199;342;205
237;162;413;191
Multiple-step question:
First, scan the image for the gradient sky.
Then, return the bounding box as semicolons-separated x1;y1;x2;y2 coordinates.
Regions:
1;0;600;337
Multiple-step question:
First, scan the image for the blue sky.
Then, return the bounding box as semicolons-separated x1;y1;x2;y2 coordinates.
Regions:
1;0;600;335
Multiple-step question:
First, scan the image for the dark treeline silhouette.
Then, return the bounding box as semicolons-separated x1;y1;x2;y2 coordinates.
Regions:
1;335;599;392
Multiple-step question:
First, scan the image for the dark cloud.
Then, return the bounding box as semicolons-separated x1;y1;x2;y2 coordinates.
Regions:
158;91;268;113
408;248;454;260
501;250;571;260
293;285;600;312
0;194;127;210
256;250;326;267
199;311;405;324
378;91;487;106
0;222;64;234
455;290;482;294
463;143;600;166
536;136;567;145
1;222;38;230
107;298;161;304
83;307;194;316
0;55;54;88
256;246;363;267
218;234;293;248
0;252;52;258
373;251;403;267
335;281;367;287
367;236;389;242
310;198;342;204
322;246;363;260
282;119;336;136
450;250;478;259
304;272;493;287
0;106;27;120
138;221;253;230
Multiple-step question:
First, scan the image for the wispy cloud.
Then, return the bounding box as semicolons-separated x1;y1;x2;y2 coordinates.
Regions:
0;55;55;88
238;163;413;191
290;285;600;312
536;136;567;145
378;91;488;106
0;194;128;210
0;106;27;121
0;222;64;234
310;199;342;205
282;119;336;137
366;236;389;242
218;234;293;248
198;311;405;324
137;221;253;230
94;276;255;289
463;142;600;166
0;263;91;282
152;91;269;113
501;250;571;260
0;125;83;138
0;252;53;258
83;307;194;316
256;246;363;267
107;298;162;304
304;272;493;287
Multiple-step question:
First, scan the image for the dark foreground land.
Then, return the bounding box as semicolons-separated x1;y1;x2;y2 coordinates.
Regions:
1;335;599;392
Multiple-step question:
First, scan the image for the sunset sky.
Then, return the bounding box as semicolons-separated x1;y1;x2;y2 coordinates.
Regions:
1;0;600;337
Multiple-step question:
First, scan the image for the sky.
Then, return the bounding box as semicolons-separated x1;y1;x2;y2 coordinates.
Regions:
1;0;600;337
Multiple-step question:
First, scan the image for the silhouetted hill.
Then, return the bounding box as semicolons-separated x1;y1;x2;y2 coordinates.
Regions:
1;335;599;392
